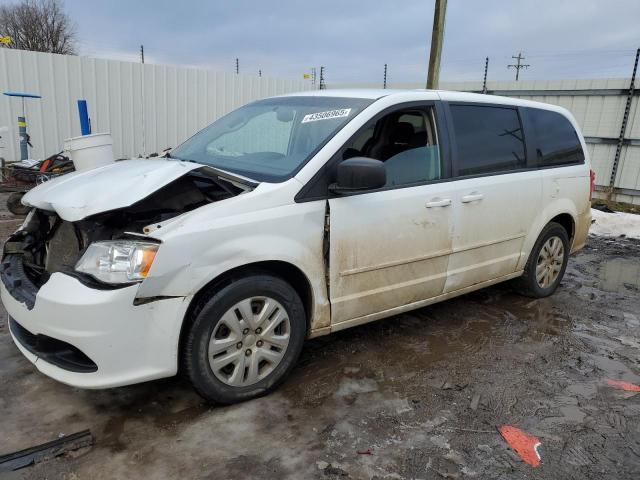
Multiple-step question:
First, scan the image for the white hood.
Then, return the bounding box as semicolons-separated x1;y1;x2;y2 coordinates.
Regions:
22;159;203;221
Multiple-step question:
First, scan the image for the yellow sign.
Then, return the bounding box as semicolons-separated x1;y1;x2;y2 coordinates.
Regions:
303;73;311;79
0;36;11;45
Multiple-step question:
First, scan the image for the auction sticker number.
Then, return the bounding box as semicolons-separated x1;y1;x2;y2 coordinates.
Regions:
302;108;351;123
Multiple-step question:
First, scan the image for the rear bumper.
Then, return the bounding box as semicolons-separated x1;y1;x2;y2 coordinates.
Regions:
1;270;189;389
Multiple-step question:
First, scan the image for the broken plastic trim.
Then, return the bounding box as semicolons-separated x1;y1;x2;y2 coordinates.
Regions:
0;429;93;472
132;295;183;306
0;255;38;309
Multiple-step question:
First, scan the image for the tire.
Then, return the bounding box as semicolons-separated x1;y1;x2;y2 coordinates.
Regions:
513;222;570;298
183;274;306;404
7;192;30;216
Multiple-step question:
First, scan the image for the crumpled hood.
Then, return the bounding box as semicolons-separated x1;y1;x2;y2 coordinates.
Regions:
22;159;203;221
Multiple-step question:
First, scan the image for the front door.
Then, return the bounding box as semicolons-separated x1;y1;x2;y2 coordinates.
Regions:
328;104;454;325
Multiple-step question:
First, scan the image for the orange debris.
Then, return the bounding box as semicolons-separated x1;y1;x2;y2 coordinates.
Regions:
606;379;640;392
499;425;541;467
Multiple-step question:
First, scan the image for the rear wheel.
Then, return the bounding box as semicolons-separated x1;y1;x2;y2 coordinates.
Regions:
514;222;570;298
183;274;306;404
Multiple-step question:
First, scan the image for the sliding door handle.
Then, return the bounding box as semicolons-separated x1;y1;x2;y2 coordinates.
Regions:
426;198;452;208
461;193;484;203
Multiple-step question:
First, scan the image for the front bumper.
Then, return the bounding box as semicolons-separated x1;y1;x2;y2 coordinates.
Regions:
1;271;189;389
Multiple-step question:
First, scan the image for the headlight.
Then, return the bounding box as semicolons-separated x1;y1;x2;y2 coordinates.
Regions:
75;241;159;284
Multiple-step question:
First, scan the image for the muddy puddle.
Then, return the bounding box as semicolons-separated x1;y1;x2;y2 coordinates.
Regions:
599;258;640;293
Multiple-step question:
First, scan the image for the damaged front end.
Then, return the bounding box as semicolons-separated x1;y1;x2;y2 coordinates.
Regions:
1;165;251;309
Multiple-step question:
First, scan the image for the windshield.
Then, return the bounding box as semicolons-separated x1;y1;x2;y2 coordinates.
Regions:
170;96;373;182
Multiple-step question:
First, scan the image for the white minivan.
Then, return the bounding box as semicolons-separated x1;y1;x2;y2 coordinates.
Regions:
1;90;593;403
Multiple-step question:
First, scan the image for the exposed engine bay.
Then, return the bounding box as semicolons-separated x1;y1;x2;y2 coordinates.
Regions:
1;168;249;307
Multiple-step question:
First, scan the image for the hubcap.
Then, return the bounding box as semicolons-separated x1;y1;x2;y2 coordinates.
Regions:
536;236;565;289
208;296;291;387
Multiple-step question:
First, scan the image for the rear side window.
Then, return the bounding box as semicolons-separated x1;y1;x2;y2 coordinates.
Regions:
528;108;585;166
450;105;526;176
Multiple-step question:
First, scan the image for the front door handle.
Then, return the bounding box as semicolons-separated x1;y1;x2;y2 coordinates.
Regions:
461;192;484;203
426;198;452;208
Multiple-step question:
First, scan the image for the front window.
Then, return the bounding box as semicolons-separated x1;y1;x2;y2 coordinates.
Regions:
340;106;442;187
171;96;373;182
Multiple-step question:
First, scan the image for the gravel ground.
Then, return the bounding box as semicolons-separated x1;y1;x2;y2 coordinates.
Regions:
0;196;639;479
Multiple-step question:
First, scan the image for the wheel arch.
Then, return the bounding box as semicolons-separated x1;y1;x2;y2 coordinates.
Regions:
177;260;314;370
549;212;575;246
519;202;579;271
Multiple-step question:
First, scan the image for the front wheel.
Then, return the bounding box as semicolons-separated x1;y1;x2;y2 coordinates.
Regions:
182;274;306;404
514;222;570;298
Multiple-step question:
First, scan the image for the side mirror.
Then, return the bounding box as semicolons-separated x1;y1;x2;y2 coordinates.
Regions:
330;157;386;194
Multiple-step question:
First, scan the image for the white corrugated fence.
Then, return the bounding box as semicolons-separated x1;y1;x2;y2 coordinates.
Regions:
0;48;312;161
2;48;638;204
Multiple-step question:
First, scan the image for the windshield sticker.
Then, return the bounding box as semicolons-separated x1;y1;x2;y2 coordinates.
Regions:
301;108;352;123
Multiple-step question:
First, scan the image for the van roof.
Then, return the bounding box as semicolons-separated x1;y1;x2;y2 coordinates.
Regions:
278;88;567;113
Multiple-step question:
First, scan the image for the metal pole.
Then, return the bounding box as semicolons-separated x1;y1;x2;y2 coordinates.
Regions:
18;96;28;160
426;0;447;89
319;66;325;90
383;63;388;89
609;47;640;196
140;45;144;64
18;115;27;160
235;58;239;74
482;57;489;94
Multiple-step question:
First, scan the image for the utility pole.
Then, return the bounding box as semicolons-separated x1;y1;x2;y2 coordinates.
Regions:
383;63;388;89
482;57;489;93
426;0;447;89
608;47;640;197
258;69;262;77
235;58;239;74
508;52;529;81
140;45;144;64
319;66;325;90
311;67;317;86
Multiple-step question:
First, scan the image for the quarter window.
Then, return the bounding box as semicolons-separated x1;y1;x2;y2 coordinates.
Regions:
528;108;585;166
450;105;526;176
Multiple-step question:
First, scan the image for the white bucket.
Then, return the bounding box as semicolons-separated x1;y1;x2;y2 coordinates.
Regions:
63;133;114;171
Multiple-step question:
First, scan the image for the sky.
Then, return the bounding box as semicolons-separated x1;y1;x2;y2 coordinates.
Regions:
35;0;640;84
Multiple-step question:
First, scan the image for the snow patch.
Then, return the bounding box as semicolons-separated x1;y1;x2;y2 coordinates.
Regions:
589;208;640;240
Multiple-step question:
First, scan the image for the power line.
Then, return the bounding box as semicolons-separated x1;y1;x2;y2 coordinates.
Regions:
507;52;530;81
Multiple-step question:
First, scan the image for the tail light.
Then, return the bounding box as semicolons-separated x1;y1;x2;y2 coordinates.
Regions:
589;169;596;201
